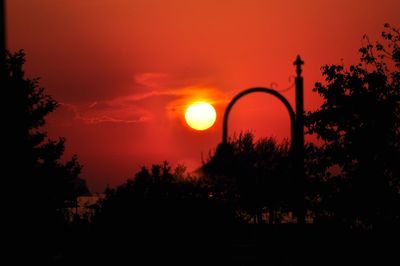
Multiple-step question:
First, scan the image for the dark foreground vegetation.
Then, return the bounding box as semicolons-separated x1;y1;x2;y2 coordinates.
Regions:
5;24;399;265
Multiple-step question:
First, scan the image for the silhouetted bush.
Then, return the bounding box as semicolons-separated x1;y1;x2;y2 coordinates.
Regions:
203;132;293;224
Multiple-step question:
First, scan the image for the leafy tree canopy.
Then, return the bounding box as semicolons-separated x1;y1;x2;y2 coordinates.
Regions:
305;24;400;227
6;50;88;222
202;132;293;223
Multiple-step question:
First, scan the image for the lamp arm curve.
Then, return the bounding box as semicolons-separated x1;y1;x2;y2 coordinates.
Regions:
222;87;296;145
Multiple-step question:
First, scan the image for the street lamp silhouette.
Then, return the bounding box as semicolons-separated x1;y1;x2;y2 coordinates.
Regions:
221;56;305;224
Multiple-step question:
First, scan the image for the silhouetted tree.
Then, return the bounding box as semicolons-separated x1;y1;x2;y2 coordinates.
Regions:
91;162;235;265
305;24;400;228
95;161;224;224
202;132;293;224
5;50;88;262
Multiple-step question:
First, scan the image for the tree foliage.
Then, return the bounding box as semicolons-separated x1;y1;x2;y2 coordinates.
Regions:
6;50;88;222
202;132;293;223
95;161;218;224
305;24;400;227
92;162;234;264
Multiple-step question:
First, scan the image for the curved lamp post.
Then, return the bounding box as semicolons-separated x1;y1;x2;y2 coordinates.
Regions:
221;56;305;224
222;87;296;146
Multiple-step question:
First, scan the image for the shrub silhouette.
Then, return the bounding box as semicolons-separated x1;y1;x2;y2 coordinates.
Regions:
92;162;235;264
203;132;293;224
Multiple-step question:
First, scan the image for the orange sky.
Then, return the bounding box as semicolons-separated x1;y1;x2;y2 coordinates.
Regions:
8;0;400;192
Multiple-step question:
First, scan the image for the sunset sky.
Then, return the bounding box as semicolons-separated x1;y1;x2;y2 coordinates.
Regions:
8;0;399;192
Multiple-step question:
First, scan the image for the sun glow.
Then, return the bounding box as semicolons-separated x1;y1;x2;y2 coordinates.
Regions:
184;102;216;131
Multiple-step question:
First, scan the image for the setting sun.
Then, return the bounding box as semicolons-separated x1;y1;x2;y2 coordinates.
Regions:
185;102;217;131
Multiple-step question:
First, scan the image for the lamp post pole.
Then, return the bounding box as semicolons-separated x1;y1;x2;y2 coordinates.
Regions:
294;56;305;224
221;56;306;224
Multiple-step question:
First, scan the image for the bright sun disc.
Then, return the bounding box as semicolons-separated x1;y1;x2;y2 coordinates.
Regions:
185;102;216;131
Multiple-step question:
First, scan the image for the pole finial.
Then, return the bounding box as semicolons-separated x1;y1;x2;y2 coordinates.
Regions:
294;55;304;77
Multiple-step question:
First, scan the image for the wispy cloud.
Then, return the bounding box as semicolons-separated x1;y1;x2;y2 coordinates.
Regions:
58;72;228;125
60;102;151;124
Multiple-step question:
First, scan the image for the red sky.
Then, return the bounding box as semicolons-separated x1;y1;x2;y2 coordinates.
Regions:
8;0;399;192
